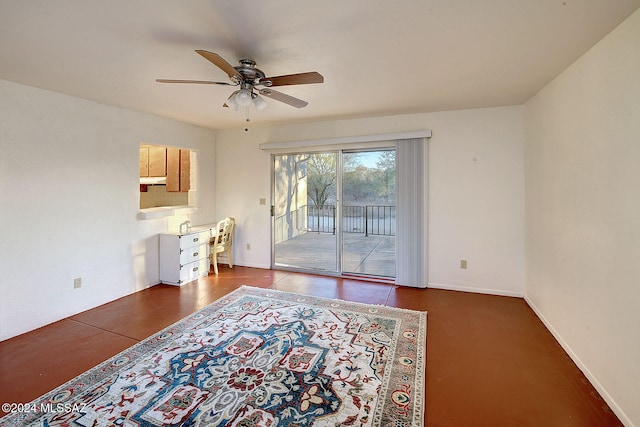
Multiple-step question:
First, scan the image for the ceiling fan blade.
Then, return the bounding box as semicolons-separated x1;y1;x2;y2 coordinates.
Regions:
259;88;308;108
195;50;243;81
156;79;232;85
264;71;324;87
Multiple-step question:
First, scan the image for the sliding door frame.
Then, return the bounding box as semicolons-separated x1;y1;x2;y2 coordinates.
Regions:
270;146;396;280
270;150;342;275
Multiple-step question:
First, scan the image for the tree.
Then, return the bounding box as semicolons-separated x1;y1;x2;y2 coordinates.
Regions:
343;165;377;203
307;153;336;208
376;150;396;202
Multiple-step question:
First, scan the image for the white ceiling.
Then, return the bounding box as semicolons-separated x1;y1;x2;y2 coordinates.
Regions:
1;0;639;130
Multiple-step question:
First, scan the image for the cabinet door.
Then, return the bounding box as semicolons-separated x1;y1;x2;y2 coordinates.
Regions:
167;148;190;192
166;147;180;192
148;146;167;177
139;147;149;177
180;149;191;192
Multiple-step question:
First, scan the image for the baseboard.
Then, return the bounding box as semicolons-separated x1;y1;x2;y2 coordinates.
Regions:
524;295;634;427
427;282;523;298
230;261;271;270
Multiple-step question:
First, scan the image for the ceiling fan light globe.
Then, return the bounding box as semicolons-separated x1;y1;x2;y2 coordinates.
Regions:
226;95;240;111
235;89;253;107
253;95;268;111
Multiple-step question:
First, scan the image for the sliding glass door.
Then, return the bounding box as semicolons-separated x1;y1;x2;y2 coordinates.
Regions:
273;153;338;272
342;150;396;277
272;149;396;279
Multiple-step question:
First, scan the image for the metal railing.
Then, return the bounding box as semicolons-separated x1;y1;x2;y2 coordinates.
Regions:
365;205;396;236
307;204;337;234
275;204;395;241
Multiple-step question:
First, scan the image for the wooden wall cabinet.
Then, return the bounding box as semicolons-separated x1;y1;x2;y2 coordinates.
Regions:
166;147;190;192
140;145;190;193
139;147;149;177
140;145;167;177
180;149;191;192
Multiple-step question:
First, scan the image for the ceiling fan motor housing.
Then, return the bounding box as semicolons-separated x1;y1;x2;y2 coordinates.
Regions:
235;59;270;86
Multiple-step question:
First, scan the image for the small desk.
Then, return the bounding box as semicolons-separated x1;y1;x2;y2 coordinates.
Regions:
158;223;217;286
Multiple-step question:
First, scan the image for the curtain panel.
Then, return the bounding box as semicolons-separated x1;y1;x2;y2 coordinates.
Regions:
396;138;427;287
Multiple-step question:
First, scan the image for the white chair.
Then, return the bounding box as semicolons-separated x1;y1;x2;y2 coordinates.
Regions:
210;217;235;274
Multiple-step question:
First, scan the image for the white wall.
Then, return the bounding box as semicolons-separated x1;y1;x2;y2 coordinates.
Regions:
524;9;640;426
215;106;524;296
0;79;217;341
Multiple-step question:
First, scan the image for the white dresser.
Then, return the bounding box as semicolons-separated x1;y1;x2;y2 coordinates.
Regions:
159;226;213;286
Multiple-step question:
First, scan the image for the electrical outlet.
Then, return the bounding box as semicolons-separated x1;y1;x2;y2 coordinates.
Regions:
259;198;266;205
460;260;468;269
74;277;82;289
246;243;251;250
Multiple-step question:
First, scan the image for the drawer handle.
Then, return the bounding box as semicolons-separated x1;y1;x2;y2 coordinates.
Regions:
193;252;199;257
193;237;199;243
193;266;199;272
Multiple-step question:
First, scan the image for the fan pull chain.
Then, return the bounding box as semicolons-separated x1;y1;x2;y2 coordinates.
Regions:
244;106;251;132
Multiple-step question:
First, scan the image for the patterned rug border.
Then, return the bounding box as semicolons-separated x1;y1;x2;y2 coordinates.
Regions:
236;285;429;319
2;285;427;426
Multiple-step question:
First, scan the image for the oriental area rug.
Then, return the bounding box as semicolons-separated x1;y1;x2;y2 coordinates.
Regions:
1;286;426;427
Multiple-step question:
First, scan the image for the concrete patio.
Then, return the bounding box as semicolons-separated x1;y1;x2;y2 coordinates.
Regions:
274;232;395;278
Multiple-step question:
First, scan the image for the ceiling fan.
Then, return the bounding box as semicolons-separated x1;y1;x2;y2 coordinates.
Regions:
156;50;324;111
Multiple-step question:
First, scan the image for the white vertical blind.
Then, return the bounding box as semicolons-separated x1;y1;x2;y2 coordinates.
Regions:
396;138;427;287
